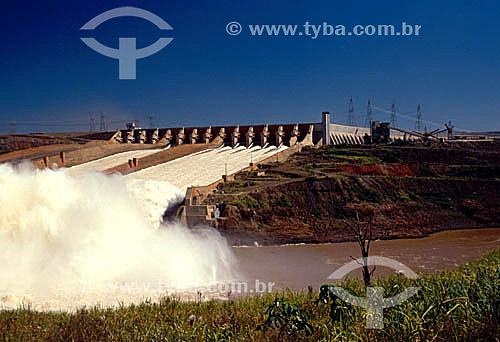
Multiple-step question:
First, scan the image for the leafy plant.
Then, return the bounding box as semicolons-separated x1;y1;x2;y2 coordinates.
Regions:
317;285;355;325
258;297;313;338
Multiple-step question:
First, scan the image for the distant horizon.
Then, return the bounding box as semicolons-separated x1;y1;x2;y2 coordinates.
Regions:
3;119;499;137
2;107;499;135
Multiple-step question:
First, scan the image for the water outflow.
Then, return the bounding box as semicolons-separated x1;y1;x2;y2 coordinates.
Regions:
0;163;235;310
126;144;289;193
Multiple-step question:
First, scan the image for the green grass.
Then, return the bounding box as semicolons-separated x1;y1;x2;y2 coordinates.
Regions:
0;249;498;341
229;193;261;210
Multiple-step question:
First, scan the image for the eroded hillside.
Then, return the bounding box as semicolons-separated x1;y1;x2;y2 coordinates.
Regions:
204;143;500;245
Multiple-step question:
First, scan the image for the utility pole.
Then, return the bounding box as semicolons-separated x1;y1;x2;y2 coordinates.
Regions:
390;103;397;127
99;112;106;131
348;96;356;126
365;99;373;128
415;104;422;131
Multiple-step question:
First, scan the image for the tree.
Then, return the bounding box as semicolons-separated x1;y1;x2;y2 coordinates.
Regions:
347;210;376;286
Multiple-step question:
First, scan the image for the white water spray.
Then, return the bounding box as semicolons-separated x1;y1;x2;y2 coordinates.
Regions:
0;163;235;311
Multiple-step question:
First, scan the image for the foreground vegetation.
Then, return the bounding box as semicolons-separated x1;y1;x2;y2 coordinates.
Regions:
1;249;499;341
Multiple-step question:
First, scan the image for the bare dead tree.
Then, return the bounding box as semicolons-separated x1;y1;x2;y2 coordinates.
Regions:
346;210;376;286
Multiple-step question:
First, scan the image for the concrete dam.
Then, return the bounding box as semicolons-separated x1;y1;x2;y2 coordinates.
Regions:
86;114;401;147
0;112;423;230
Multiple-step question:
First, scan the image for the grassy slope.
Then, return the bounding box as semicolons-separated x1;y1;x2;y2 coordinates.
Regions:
1;249;498;341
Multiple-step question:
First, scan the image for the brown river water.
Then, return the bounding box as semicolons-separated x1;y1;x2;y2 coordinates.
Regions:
1;228;498;311
231;228;500;293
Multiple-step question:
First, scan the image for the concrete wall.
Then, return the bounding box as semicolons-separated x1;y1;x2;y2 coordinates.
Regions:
178;143;305;227
327;123;412;146
117;123;317;146
28;143;163;169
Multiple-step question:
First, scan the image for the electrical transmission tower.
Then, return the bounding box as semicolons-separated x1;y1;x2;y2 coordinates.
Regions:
415;104;422;131
148;113;155;128
348;96;356;126
365;99;373;128
99;112;107;131
8;121;16;134
390;103;397;127
89;113;96;131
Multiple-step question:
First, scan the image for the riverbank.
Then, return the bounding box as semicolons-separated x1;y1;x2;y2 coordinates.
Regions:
205;144;500;246
231;228;500;293
1;249;498;341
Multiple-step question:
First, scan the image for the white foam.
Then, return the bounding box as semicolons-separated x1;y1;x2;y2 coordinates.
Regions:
126;145;288;192
0;163;235;311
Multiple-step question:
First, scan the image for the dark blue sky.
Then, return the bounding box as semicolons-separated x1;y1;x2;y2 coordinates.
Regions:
1;0;499;133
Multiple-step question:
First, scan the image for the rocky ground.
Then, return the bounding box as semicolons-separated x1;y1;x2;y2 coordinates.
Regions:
204;141;500;245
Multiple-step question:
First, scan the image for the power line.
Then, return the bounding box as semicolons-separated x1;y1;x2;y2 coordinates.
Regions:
7;119;130;126
0;117;136;134
372;105;470;131
2;119;88;125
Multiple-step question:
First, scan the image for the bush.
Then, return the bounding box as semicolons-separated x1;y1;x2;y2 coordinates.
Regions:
230;194;260;209
258;297;313;339
275;195;292;208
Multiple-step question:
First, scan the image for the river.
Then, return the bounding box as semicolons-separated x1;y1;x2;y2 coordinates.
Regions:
231;228;500;292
